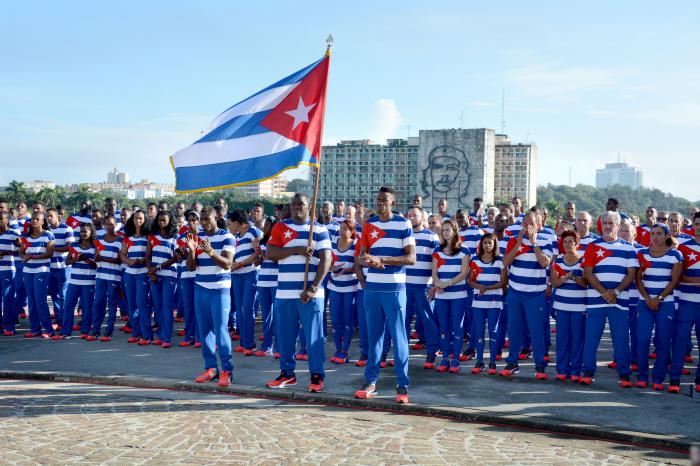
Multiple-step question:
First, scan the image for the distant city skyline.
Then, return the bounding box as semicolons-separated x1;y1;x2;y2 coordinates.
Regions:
1;2;698;200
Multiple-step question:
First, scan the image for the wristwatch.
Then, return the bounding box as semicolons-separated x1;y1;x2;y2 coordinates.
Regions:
613;288;620;297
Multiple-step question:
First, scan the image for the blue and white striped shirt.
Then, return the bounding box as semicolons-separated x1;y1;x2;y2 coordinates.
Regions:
677;237;700;306
470;257;504;309
233;224;261;275
124;236;148;275
583;238;638;310
433;247;469;300
319;220;340;243
256;244;277;288
50;222;74;270
68;245;96;286
149;234;177;278
195;229;236;291
638;248;683;303
0;229;20;272
95;237;122;282
505;234;553;295
406;228;440;289
268;220;331;299
22;231;55;274
361;215;415;292
552;255;586;313
328;241;358;293
176;233;195;280
460;226;484;255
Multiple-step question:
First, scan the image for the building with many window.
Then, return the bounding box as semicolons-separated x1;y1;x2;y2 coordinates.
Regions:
241;176;289;199
494;134;538;206
595;162;643;189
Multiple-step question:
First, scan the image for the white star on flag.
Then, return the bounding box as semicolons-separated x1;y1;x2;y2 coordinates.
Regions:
689;252;698;261
371;230;379;239
285;97;316;130
596;249;605;257
283;230;292;239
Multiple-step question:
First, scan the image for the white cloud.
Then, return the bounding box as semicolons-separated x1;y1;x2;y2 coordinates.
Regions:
370;99;403;144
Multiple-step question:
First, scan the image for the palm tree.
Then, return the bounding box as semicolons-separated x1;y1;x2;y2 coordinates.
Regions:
36;187;58;208
5;180;28;204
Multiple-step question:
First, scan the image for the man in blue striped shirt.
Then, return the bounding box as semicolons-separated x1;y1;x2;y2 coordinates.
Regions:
354;187;416;404
46;208;74;326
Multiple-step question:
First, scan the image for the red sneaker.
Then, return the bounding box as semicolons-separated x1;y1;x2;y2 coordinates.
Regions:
487;364;498;375
19;313;27;319
411;343;426;350
423;361;435;370
218;370;231;387
51;335;66;340
234;346;245;353
309;374;324;393
570;375;581;383
635;380;648;389
151;339;163;345
230;333;240;341
266;372;297;388
619;378;633;388
195;368;218;383
259;335;264;341
121;326;132;333
72;325;80;331
631;363;638;372
668;384;680;394
504;339;510;349
535;371;548;380
23;332;38;338
161;342;172;348
355;358;367;367
579;376;593;385
273;351;279;358
179;340;193;347
296;353;308;361
120;315;129;321
696;384;700;393
495;354;502;361
652;383;664;391
684;354;694;363
194;342;202;348
410;331;419;340
2;330;14;336
99;335;113;342
395;386;409;404
243;349;253;356
174;316;184;323
387;359;395;367
607;361;617;369
555;373;567;381
354;383;377;399
648;352;657;359
682;368;691;375
127;336;139;343
543;354;551;362
471;364;483;375
138;339;151;346
176;330;186;336
86;335;98;341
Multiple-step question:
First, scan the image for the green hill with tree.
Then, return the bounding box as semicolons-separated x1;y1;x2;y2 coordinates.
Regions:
536;184;699;221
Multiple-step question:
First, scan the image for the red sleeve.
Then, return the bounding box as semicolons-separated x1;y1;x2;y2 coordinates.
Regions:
354;239;362;257
267;223;285;247
596;216;603;235
581;243;594;267
504;237;518;255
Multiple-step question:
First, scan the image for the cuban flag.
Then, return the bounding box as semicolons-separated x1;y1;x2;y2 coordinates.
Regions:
170;52;330;193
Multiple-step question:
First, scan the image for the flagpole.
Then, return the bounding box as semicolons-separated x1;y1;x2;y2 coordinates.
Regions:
303;35;333;293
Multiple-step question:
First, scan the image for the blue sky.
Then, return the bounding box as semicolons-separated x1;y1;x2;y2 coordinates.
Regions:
1;1;699;200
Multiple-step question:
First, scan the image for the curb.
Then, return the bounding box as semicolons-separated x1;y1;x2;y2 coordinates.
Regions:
0;369;691;453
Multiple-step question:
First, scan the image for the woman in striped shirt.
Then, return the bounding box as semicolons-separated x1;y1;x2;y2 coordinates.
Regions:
20;212;56;338
467;232;507;375
0;211;20;335
147;211;179;348
120;210;151;344
551;230;588;382
175;210;200;347
53;223;97;339
635;224;683;390
328;220;359;364
255;217;279;357
88;215;122;341
430;219;470;373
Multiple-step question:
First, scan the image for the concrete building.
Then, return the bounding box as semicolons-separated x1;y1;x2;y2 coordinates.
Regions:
241;176;289;199
319;138;420;211
418;129;495;213
25;180;56;193
595;162;643;189
494;134;538;207
106;168;129;184
319;129;536;213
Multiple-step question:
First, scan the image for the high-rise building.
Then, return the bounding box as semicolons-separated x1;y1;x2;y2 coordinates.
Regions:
107;168;129;184
494;134;538;207
319;138;420;211
595;162;643;189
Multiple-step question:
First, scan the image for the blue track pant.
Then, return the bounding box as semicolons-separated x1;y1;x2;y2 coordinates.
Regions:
472;303;502;363
363;290;409;387
60;283;94;336
505;290;547;367
669;302;700;380
407;286;439;357
275;297;325;377
582;306;631;377
0;270;15;332
257;286;276;352
232;271;258;350
179;277;197;342
356;289;368;357
151;276;177;343
123;273;148;339
24;272;52;334
195;285;232;372
48;268;67;322
555;311;586;376
329;290;355;353
435;298;466;359
637;300;674;383
90;279;120;336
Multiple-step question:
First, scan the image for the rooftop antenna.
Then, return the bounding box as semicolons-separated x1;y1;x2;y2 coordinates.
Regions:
459;109;464;129
500;89;506;134
406;124;411;138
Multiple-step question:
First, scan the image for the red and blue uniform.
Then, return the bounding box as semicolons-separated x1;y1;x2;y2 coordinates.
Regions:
268;220;331;380
90;237;122;338
256;243;277;354
231;224;261;351
0;228;19;333
670;238;700;383
149;234;178;344
60;245;96;336
194;228;236;373
469;257;504;365
22;230;56;336
123;235;149;340
636;247;682;384
328;240;358;360
176;232;198;345
552;255;587;378
361;215;414;388
581;238;638;378
48;222;73;324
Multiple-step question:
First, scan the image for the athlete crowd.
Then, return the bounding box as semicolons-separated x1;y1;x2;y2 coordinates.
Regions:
0;191;699;404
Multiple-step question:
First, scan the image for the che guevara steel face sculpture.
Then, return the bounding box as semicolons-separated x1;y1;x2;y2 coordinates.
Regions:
420;144;472;209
